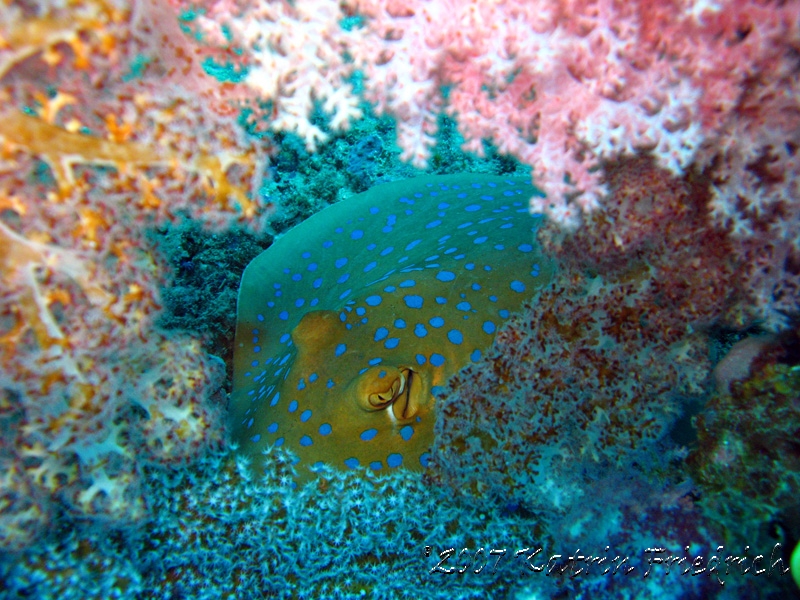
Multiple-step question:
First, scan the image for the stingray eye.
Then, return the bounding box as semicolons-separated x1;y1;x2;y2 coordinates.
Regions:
367;371;405;409
352;366;421;421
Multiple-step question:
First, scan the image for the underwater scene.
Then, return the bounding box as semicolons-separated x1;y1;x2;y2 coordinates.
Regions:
1;0;799;598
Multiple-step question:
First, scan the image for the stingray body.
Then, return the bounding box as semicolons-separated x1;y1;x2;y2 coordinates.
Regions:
231;174;552;475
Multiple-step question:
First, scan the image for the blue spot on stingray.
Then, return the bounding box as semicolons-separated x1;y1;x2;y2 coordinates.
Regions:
370;461;383;471
300;409;312;422
387;454;403;468
360;428;378;441
257;314;264;321
253;346;261;353
309;373;318;383
436;271;456;282
414;324;428;338
368;357;383;366
405;239;422;251
279;311;289;320
297;379;305;390
326;379;335;388
337;273;350;284
323;240;333;248
518;243;533;252
404;295;424;309
472;283;481;291
429;316;445;328
335;344;347;356
307;262;318;272
319;423;332;436
292;273;302;281
374;327;389;341
246;418;254;429
436;297;447;304
339;289;352;300
474;236;488;244
399;280;416;288
364;261;377;272
510;280;526;293
380;246;394;256
335;257;348;268
426;219;442;229
288;400;298;412
465;204;481;212
384;285;396;292
270;392;280;406
471;349;482;361
394;318;406;328
300;435;313;446
356;307;366;316
447;330;464;345
483;321;496;334
344;457;359;468
313;278;323;288
431;353;446;366
366;295;382;306
385;338;400;349
351;230;364;240
268;422;279;433
456;301;471;311
415;354;426;365
275;437;285;447
499;309;510;318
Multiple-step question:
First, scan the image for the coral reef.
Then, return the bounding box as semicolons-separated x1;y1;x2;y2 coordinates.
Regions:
689;333;800;551
429;157;736;505
0;0;266;549
1;1;798;598
1;445;741;600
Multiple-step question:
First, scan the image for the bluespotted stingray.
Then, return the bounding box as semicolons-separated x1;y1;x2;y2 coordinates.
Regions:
231;173;552;476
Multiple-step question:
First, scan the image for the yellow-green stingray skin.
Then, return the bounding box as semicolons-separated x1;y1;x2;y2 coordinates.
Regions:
231;174;552;476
